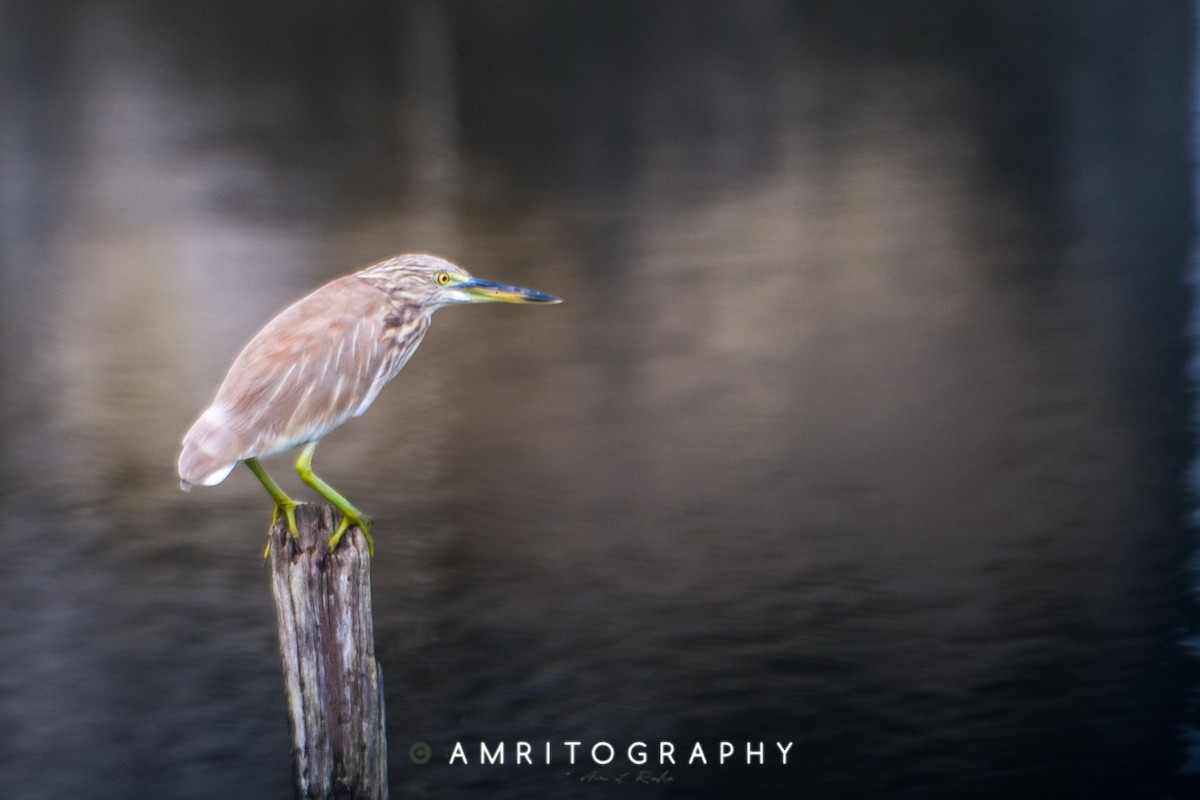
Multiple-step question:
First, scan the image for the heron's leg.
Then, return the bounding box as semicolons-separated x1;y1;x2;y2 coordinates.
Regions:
245;457;299;538
294;441;375;557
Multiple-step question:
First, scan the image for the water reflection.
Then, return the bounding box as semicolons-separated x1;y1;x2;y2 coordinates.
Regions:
0;3;1194;799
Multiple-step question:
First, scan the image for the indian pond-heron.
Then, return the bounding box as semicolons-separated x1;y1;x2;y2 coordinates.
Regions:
178;253;561;555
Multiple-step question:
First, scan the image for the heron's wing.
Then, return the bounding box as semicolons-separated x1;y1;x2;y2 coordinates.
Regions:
179;277;421;485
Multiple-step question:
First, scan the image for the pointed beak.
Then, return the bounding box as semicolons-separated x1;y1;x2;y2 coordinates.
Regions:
458;277;562;304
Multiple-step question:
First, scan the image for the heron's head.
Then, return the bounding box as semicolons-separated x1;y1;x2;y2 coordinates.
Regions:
357;254;561;311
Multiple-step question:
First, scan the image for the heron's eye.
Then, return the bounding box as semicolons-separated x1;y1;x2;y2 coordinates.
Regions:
436;272;451;286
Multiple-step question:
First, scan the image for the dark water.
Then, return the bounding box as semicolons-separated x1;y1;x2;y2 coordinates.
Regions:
0;2;1196;798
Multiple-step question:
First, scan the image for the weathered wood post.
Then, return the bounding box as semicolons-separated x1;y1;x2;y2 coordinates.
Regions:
268;503;388;800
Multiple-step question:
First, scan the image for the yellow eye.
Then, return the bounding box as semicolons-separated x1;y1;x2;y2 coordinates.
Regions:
436;272;451;286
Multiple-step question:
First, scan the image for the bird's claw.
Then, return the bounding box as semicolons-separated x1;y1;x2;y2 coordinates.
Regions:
328;513;375;558
263;502;301;559
271;501;300;538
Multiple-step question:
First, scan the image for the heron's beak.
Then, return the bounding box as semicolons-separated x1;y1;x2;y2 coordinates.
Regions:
458;277;562;304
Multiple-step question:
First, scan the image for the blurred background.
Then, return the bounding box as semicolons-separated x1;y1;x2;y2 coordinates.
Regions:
0;1;1196;798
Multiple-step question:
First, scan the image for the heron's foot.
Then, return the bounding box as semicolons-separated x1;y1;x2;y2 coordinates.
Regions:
271;501;300;538
328;513;375;558
261;502;301;559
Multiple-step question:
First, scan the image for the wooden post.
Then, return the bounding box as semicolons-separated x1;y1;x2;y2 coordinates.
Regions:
268;503;388;800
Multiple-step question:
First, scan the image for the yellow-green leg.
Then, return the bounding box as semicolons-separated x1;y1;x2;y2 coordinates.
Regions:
245;457;299;537
295;441;375;557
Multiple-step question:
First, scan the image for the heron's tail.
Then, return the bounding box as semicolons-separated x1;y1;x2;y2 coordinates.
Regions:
178;406;239;489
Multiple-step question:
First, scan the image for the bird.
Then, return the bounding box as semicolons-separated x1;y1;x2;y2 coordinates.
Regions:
178;253;561;556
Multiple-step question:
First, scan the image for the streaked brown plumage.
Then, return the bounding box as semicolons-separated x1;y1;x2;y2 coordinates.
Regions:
178;253;560;553
178;274;428;488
